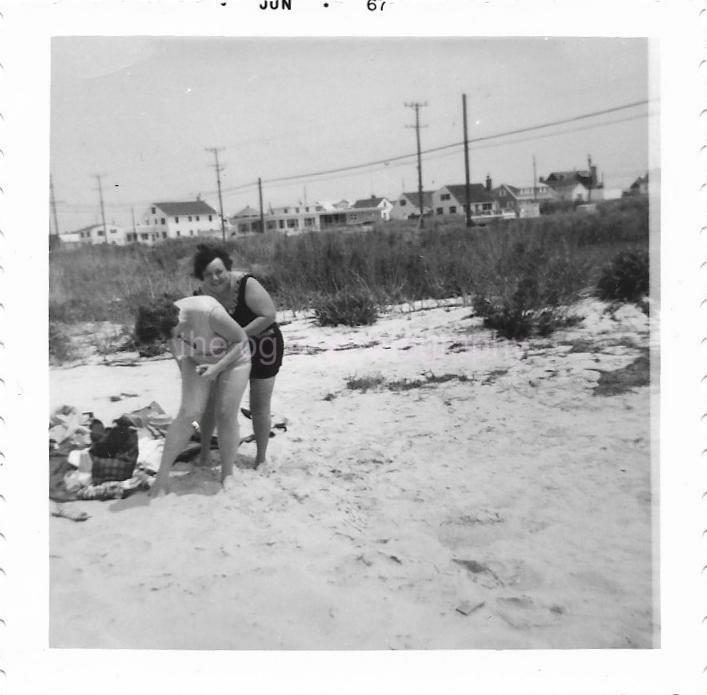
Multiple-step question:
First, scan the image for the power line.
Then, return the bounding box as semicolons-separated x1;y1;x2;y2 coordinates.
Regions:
57;100;656;213
218;98;653;194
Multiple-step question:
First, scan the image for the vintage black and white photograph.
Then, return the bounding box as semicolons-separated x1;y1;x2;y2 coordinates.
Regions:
48;37;660;650
45;36;661;651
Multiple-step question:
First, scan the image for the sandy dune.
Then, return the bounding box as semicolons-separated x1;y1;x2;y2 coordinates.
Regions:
49;298;656;649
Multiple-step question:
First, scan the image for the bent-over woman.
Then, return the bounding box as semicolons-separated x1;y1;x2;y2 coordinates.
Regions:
145;294;251;496
193;245;284;469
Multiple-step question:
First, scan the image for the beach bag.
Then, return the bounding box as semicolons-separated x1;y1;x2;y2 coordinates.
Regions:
89;416;139;484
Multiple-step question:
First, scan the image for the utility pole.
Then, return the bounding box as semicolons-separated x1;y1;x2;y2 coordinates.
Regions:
49;173;60;238
405;101;428;228
532;155;538;202
258;177;265;234
206;147;226;242
462;94;473;228
94;173;108;244
587;154;593;203
131;206;137;242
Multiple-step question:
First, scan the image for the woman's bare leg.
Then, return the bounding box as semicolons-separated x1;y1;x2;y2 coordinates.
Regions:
151;360;211;496
249;376;276;467
214;363;251;486
197;387;217;467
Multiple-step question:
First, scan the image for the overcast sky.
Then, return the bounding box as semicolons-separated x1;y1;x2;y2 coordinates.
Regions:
51;37;652;231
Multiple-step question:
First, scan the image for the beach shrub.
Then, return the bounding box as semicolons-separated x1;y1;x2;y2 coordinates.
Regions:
49;322;76;364
471;236;588;339
596;250;649;303
313;289;379;327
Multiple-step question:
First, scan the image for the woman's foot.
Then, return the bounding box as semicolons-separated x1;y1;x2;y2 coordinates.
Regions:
222;475;239;493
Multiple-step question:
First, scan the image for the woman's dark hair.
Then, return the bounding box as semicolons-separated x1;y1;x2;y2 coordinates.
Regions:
193;244;233;280
134;296;181;343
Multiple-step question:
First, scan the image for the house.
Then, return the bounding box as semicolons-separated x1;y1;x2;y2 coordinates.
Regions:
230;206;263;234
350;196;393;222
492;182;555;218
542;163;601;203
628;174;649;196
431;182;499;219
66;223;127;245
391;191;434;220
141;199;221;240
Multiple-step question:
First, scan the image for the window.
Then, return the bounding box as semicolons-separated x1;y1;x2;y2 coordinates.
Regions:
141;233;149;240
190;230;194;236
278;220;284;229
154;218;158;225
400;199;406;206
295;207;299;213
449;206;457;214
151;207;156;214
267;221;276;230
436;207;443;215
441;193;450;201
195;216;200;221
177;231;181;237
174;217;179;223
208;215;213;222
305;207;310;212
98;230;105;236
161;218;166;225
188;216;192;222
162;231;167;239
287;218;297;229
283;208;289;214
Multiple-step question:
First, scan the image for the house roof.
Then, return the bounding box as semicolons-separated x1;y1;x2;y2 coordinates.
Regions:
491;184;520;200
443;184;494;204
352;197;387;209
69;223;101;235
232;205;260;218
154;200;218;216
545;170;593;187
401;191;434;209
630;174;648;188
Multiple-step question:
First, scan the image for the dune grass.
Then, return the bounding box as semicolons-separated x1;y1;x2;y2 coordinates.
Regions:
49;197;649;336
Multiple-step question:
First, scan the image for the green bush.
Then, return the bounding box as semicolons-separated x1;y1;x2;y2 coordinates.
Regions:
312;289;379;327
596;250;649;303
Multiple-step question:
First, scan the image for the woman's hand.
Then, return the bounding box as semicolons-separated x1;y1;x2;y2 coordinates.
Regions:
196;364;220;381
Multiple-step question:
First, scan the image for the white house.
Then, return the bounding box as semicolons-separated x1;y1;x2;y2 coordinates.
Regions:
491;182;554;218
66;223;127;246
390;191;434;220
431;183;500;219
350;196;393;222
141;199;221;240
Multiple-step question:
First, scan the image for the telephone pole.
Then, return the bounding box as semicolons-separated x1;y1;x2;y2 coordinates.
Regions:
462;94;473;228
206;147;226;242
49;173;60;238
532;155;538;202
258;177;265;234
94;173;108;244
131;207;137;242
405;101;428;228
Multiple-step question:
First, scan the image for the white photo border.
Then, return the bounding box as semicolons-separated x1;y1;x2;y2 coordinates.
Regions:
1;1;705;693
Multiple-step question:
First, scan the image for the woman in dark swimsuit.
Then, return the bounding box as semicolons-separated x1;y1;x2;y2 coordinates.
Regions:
193;245;284;468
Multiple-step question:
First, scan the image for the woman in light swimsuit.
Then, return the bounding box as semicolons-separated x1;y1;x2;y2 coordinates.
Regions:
192;245;284;469
145;294;251;496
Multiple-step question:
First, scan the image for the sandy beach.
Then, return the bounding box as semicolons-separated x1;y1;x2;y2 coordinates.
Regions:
49;298;656;649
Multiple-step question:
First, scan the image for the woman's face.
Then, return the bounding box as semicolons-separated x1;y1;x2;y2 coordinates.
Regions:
202;257;229;292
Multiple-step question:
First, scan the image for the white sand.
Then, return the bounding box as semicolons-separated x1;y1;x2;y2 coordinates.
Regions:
50;299;656;649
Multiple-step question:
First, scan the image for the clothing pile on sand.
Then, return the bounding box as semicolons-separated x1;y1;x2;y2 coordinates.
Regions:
49;402;171;507
49;402;289;520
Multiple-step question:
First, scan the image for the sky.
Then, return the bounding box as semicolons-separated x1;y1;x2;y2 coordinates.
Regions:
50;37;652;232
